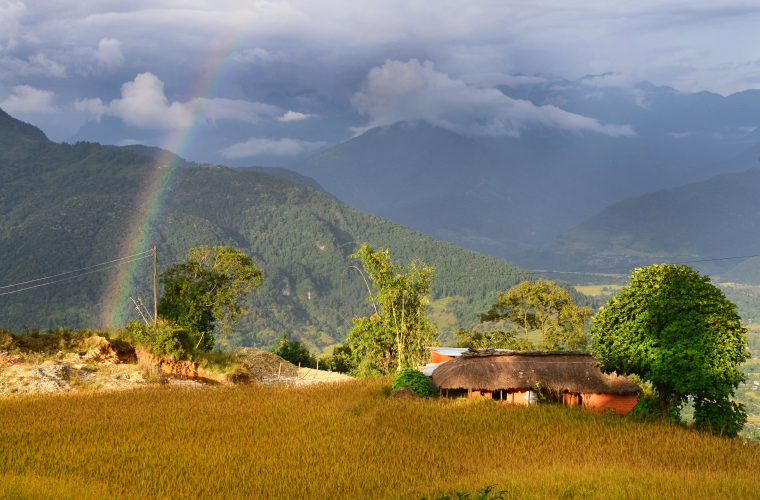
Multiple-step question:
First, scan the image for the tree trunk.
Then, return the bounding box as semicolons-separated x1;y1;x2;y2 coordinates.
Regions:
657;385;681;419
658;385;669;418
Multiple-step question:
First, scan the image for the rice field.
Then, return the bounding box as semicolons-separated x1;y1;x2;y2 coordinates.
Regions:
1;378;759;499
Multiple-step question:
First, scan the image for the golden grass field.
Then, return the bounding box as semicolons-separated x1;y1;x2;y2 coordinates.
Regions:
1;378;760;500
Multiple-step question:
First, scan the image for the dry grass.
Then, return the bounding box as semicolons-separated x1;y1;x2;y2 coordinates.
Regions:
1;378;759;499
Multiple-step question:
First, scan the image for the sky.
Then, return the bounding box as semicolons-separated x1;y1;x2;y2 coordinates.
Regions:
1;0;760;165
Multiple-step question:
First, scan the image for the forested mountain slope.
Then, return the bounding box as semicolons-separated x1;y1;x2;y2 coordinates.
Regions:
295;122;554;256
0;108;547;350
109;144;332;196
513;167;760;280
292;83;760;261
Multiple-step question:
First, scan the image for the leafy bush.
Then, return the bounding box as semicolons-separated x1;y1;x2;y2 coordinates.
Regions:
392;368;434;398
123;318;191;360
319;343;355;373
0;329;14;350
694;398;747;438
272;333;316;368
422;485;508;500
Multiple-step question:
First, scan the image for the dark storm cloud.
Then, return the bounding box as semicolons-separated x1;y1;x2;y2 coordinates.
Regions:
1;0;759;155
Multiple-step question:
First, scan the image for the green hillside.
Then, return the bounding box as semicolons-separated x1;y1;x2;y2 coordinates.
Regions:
514;167;760;279
0;108;547;350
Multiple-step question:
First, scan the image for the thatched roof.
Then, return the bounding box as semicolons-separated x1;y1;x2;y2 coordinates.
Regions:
431;349;641;395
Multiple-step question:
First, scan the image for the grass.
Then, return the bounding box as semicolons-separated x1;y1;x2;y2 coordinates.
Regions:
1;378;760;499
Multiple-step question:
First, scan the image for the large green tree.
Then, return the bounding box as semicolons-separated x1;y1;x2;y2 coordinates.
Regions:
480;280;591;350
158;246;263;351
589;264;749;436
347;244;437;375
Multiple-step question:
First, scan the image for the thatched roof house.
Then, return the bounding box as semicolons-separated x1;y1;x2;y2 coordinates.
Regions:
430;348;641;414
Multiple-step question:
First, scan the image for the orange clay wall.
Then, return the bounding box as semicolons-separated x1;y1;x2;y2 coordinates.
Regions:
491;390;529;406
583;393;638;414
430;351;455;363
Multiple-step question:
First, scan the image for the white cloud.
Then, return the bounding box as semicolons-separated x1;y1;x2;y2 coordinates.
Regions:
579;72;652;108
117;138;143;146
667;131;695;139
220;137;327;158
461;73;548;88
1;85;56;114
75;73;282;129
580;73;638;89
0;2;26;52
0;53;66;78
351;59;636;138
95;38;125;68
278;111;312;122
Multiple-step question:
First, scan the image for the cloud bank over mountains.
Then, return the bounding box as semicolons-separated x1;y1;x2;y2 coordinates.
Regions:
351;60;635;137
0;0;758;159
75;73;284;130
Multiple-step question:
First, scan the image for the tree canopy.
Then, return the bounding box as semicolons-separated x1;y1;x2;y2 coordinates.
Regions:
346;244;437;375
158;246;263;351
589;264;749;436
453;328;533;350
480;280;591;350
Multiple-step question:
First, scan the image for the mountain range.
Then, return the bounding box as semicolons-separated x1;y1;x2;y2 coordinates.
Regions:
512;166;760;281
0;108;553;351
289;80;760;262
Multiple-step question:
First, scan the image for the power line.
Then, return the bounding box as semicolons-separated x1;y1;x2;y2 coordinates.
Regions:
0;254;153;297
0;249;153;290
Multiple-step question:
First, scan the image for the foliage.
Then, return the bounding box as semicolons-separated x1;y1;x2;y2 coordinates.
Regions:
347;244;437;375
0;109;536;346
271;333;316;368
0;326;113;356
158;246;263;351
480;280;591;350
2;380;760;499
589;264;750;436
453;328;533;350
0;329;14;351
392;368;435;398
318;343;355;373
422;484;508;500
122;318;190;360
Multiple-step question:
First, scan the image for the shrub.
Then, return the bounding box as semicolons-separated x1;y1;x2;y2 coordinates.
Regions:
0;329;14;350
123;318;191;360
319;343;355;373
392;368;434;398
272;333;316;368
0;327;111;355
422;485;508;500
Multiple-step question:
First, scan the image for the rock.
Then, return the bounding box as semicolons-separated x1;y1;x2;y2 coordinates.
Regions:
81;335;136;363
388;386;420;399
0;351;22;367
135;349;223;383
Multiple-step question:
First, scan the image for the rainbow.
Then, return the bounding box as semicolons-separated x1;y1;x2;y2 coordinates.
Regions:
102;19;255;327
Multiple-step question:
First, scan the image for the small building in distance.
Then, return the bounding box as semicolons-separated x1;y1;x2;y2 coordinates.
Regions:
429;348;641;414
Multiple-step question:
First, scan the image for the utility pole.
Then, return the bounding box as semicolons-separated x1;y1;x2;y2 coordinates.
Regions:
153;246;158;327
